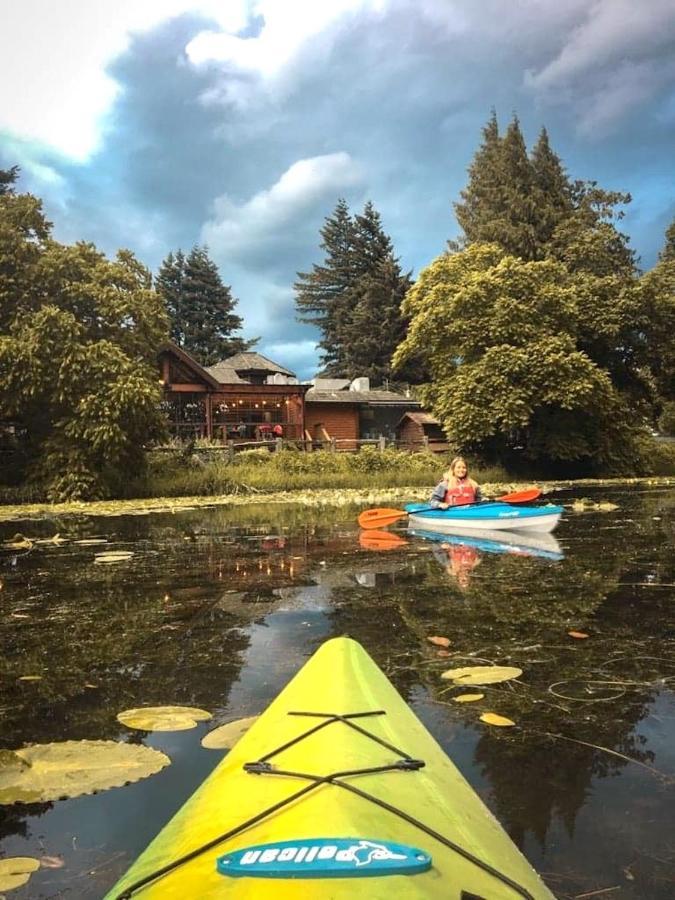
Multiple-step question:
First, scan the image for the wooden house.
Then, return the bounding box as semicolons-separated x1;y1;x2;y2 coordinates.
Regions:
158;343;307;441
304;377;421;448
395;411;451;452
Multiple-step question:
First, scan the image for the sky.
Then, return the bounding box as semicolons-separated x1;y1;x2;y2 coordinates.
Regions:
2;0;674;380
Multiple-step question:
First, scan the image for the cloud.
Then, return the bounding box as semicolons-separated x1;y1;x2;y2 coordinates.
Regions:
525;0;675;134
0;0;250;159
202;152;364;270
259;339;320;379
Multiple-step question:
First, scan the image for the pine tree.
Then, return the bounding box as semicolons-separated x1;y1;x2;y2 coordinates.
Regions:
530;127;573;249
659;218;675;262
453;110;505;249
156;250;185;344
295;200;415;380
0;165;19;195
295;199;358;374
341;257;414;384
156;246;255;365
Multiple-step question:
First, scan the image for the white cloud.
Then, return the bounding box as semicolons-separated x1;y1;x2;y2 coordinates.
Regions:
202;152;364;260
186;0;381;75
0;1;249;160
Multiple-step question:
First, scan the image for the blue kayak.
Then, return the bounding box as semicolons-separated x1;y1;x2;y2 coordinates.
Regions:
405;501;563;534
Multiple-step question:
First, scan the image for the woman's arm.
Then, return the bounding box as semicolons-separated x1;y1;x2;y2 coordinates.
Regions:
429;481;447;508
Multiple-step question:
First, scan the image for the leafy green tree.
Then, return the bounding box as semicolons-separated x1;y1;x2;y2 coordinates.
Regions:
156;246;254;365
0;183;169;500
640;256;675;405
296;200;414;379
393;243;641;471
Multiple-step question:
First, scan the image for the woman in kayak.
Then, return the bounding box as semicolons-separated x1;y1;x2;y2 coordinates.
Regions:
429;457;482;509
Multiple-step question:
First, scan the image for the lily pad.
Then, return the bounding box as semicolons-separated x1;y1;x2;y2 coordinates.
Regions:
453;693;485;703
201;716;259;750
94;551;134;564
441;665;522;685
117;705;212;732
0;741;170;804
0;857;40;891
480;712;516;727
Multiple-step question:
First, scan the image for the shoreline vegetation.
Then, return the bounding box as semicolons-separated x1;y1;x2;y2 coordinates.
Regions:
0;465;673;523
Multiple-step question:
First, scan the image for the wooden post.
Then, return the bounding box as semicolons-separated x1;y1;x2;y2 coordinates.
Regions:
228;440;235;461
423;434;429;448
378;435;386;451
275;437;282;452
330;437;336;453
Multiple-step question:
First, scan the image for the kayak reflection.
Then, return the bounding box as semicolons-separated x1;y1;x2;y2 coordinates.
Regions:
409;526;564;589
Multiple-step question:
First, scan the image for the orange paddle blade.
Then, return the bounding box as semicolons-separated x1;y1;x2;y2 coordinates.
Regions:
357;508;407;529
500;488;541;503
359;530;408;551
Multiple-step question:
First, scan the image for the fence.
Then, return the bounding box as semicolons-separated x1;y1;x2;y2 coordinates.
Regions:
152;436;449;457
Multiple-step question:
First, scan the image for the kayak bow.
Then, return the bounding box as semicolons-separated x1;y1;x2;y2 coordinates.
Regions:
106;638;554;899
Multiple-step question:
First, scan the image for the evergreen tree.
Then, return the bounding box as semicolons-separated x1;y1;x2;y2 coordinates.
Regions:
0;165;19;195
295;199;358;374
659;218;675;262
156;250;185;343
295;199;414;380
530;127;573;248
156;246;255;366
453;110;505;250
341;256;414;384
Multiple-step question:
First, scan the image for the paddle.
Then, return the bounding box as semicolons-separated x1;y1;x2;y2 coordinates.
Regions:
358;488;542;530
359;530;409;551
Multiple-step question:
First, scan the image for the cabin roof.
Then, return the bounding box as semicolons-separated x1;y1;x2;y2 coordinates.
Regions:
220;352;296;377
305;388;421;405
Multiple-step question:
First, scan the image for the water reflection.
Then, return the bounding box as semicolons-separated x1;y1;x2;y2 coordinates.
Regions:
0;486;674;898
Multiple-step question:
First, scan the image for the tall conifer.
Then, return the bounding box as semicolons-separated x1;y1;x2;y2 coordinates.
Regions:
156;246;254;366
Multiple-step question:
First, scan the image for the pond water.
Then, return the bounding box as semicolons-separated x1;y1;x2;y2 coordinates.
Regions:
0;485;674;899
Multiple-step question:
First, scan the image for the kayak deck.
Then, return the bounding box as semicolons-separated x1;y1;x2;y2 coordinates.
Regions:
106;638;554;899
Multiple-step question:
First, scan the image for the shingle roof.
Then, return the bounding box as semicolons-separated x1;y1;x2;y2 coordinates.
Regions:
398;411;440;425
204;363;247;384
305;389;421;405
311;378;351;391
220;352;296;377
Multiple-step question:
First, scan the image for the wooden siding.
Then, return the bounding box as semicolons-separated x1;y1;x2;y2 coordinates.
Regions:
304;403;359;446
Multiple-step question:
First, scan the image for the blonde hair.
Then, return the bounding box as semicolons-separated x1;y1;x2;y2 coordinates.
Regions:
444;456;478;489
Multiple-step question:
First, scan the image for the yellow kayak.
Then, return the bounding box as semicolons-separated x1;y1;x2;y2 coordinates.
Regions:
105;637;554;899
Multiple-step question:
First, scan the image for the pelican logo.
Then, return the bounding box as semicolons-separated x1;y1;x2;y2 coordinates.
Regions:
217;837;432;879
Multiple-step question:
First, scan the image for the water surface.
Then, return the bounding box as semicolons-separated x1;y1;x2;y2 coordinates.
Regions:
1;486;674;898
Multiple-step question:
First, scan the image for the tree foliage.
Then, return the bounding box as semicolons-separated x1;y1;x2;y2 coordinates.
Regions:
156;246;255;366
0;171;169;500
393;244;641;471
295;199;415;382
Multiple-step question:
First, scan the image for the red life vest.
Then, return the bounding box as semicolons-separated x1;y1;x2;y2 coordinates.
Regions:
444;478;477;506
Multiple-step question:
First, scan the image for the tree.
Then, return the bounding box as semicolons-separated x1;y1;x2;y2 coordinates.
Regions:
340;257;413;383
0;183;170;500
295;199;359;374
0;165;19;195
393;244;641;472
658;218;675;262
295;200;414;380
156;246;255;366
530;127;573;248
